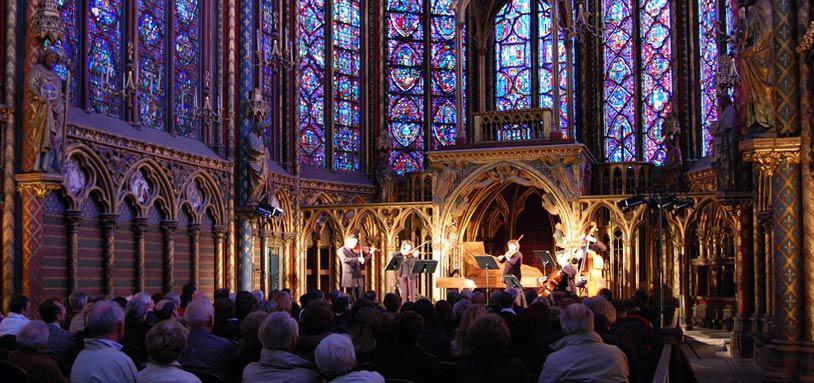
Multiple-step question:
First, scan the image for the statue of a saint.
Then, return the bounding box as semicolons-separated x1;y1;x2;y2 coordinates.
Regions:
28;46;65;172
710;94;738;191
737;0;775;135
246;125;269;204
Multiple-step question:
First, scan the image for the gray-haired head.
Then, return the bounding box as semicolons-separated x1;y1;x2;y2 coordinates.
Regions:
315;333;356;378
251;289;265;303
17;320;49;350
452;298;472;321
86;300;125;338
126;292;154;321
583;296;617;325
164;292;181;306
69;292;89;313
184;298;215;328
259;311;298;351
145;320;188;365
560;303;595;335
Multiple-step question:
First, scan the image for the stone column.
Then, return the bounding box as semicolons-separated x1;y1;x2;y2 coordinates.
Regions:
212;226;226;290
190;223;200;286
65;210;81;293
237;215;254;291
726;200;754;357
133;217;148;291
259;219;267;294
100;213;118;295
161;221;178;293
16;174;62;304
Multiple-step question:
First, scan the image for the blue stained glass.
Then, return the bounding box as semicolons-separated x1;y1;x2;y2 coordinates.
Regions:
55;0;80;106
495;0;531;111
260;0;275;132
174;0;201;138
88;0;123;117
298;0;327;166
640;0;673;163
138;0;166;130
603;0;636;162
332;0;361;171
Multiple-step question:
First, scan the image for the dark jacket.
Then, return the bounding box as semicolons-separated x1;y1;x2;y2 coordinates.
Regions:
179;328;237;380
9;348;69;383
458;349;529;383
374;343;440;382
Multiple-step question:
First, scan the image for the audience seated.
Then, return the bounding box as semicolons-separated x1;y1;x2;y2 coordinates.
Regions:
458;313;530;383
38;299;76;374
243;311;322;383
374;310;440;382
155;299;181;321
71;300;138;383
315;334;385;383
230;311;269;379
7;320;69;383
412;299;451;360
213;297;241;341
583;296;642;382
296;301;334;361
347;307;379;364
137;320;201;383
382;292;401;315
122;292;155;367
538;303;629;383
0;294;31;336
450;304;486;358
179;298;237;380
67;292;89;332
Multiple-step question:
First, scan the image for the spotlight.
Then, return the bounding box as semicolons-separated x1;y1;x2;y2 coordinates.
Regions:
257;203;284;218
617;196;645;211
672;198;694;211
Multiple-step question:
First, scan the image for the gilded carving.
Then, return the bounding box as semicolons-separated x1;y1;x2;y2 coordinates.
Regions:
28;47;65;172
736;0;776;135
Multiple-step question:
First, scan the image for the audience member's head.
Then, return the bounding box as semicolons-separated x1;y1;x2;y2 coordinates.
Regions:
498;291;514;309
271;291;292;313
145;320;188;365
112;296;128;309
154;299;179;321
583;296;617;326
634;289;650;307
560;303;595;335
69;291;89;314
363;290;377;303
447;291;461;306
87;300;126;341
623;298;641;315
240;311;269;351
466;314;510;355
471;291;485;305
125;292;154;323
315;334;356;379
259;312;298;352
300;301;334;335
9;294;30;316
39;299;66;325
435;300;453;323
383;293;401;314
16;320;49;351
393;310;424;346
185;298;215;330
452;298;472;321
454;304;487;356
213;297;235;324
334;295;350;315
253;300;278;314
181;282;197;309
235;291;256;321
214;289;230;301
349;307;379;353
413;299;435;324
598;288;613;302
251;289;265;304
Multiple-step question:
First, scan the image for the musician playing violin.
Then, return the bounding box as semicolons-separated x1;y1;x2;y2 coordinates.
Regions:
338;234;377;300
394;240;420;303
497;239;523;284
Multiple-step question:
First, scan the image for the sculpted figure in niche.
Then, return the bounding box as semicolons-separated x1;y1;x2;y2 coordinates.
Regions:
246;125;269;204
28;46;66;172
710;94;738;191
131;170;151;205
63;158;86;195
737;0;776;135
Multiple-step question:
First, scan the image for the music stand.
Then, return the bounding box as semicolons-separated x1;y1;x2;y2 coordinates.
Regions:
474;256;500;305
533;250;556;274
502;275;523;289
412;260;438;274
384;255;404;294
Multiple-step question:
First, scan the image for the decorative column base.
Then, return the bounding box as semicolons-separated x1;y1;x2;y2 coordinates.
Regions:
756;340;800;383
16;173;63;303
730;314;753;357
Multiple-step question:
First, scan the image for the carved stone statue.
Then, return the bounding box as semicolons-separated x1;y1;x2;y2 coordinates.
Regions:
710;95;738;191
28;46;65;172
130;170;151;205
737;0;776;135
246;125;270;204
433;163;460;202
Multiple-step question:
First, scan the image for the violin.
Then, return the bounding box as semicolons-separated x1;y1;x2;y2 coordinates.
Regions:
352;244;377;254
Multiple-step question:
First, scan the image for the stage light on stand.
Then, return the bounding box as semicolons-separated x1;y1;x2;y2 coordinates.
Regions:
256;203;284;219
672;198;694;211
617;196;645;211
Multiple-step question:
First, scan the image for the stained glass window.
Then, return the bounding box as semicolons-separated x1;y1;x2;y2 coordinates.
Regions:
386;0;466;174
639;0;672;163
386;0;426;175
297;0;327;167
260;0;275;138
495;0;531;111
174;0;201;138
56;0;80;105
698;0;718;156
430;0;458;148
88;0;124;117
494;0;575;138
332;0;361;171
603;0;635;162
138;0;167;129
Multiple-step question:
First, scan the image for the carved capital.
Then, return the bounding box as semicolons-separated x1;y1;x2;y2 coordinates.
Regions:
29;0;65;44
100;213;118;232
161;221;178;235
740;137;802;176
189;223;201;236
133;217;149;233
16;173;64;199
64;210;81;230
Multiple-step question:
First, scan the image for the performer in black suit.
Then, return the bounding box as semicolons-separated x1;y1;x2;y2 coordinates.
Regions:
338;234;376;299
497;240;523;283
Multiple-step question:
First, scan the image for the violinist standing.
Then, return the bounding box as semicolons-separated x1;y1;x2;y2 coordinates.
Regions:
339;234;376;300
395;240;420;303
